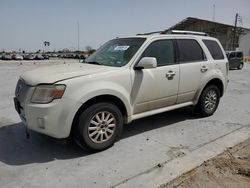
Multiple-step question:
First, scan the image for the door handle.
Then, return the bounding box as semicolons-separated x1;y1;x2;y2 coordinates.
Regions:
201;66;208;73
166;71;176;80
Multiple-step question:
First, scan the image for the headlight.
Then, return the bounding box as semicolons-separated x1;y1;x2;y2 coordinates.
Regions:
31;84;66;104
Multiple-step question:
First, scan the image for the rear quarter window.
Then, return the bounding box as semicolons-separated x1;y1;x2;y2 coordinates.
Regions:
203;39;224;60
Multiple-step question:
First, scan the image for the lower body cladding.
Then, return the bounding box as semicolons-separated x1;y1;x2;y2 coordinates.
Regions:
15;97;80;139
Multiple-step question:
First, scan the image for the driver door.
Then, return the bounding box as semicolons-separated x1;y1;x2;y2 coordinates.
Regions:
131;39;179;114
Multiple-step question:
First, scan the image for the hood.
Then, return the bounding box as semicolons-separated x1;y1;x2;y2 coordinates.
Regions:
21;63;117;86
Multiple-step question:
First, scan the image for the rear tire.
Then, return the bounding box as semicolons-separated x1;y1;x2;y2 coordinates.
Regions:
237;63;243;70
195;85;220;117
74;102;123;151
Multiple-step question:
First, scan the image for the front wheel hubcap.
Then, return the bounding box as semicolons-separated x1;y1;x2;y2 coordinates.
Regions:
204;89;217;111
88;111;116;143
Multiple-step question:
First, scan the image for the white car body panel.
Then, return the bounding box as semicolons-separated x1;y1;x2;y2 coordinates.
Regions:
131;64;180;114
21;63;116;86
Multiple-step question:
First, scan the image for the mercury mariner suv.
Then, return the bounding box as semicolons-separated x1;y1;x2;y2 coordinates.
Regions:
14;30;229;151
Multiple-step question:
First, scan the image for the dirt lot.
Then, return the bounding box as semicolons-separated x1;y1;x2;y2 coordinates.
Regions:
161;138;250;188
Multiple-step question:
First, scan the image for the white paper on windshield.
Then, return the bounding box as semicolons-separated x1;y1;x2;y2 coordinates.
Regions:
114;46;130;51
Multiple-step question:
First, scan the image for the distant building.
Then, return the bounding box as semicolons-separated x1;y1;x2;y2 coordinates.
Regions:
164;17;250;54
238;32;250;61
139;17;250;60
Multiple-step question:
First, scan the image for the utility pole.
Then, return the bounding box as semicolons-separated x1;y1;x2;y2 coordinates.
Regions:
77;21;80;61
77;21;79;52
212;4;215;22
232;13;238;50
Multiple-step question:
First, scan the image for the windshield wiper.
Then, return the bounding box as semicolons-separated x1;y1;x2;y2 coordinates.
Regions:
85;61;101;65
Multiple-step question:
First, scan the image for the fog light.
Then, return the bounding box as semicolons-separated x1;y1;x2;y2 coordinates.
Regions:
37;118;45;129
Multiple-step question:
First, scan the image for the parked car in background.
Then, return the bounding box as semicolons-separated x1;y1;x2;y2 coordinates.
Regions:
42;54;49;59
74;54;80;59
2;54;12;60
12;54;23;60
14;31;229;151
51;54;58;58
24;54;35;60
226;51;244;70
80;54;86;60
35;54;44;60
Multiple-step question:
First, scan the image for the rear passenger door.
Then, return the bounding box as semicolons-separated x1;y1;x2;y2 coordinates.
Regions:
176;39;211;104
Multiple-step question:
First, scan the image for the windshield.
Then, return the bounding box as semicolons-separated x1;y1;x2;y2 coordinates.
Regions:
85;38;145;67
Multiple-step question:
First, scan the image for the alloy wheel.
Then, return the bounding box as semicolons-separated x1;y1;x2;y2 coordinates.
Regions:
204;89;217;112
88;111;116;143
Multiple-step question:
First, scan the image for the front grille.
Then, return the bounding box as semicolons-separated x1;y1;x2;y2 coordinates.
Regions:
15;79;31;103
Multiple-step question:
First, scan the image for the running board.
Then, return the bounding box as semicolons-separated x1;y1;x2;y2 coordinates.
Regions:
131;102;194;121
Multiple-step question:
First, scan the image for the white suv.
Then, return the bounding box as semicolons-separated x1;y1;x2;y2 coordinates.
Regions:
14;31;229;151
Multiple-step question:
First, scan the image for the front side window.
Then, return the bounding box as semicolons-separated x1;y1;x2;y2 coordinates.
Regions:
229;52;236;59
141;40;175;66
85;38;145;67
177;39;206;63
203;39;224;60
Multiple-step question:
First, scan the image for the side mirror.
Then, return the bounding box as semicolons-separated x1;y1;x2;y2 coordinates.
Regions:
135;57;157;70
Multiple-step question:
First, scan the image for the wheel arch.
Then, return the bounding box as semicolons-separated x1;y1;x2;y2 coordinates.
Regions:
194;77;224;105
70;94;128;136
204;78;224;97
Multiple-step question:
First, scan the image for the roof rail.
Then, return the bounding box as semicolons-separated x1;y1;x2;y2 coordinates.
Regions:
136;30;209;36
168;30;209;36
136;31;163;35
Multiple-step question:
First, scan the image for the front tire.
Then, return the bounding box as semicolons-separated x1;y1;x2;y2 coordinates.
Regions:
196;85;220;117
74;102;123;151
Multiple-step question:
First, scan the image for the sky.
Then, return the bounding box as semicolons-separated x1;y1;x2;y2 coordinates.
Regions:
0;0;250;52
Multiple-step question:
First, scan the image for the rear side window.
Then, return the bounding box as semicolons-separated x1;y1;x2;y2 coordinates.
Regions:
177;39;205;63
142;40;175;66
236;52;243;58
203;40;224;60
